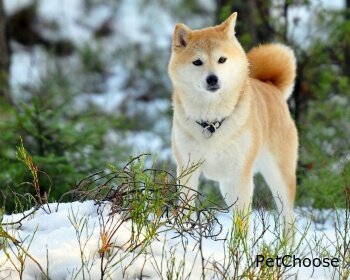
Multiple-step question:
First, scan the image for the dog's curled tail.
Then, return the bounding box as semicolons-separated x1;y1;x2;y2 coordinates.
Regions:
247;43;296;100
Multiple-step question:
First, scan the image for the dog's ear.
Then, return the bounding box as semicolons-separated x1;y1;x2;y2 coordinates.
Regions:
173;23;191;49
221;12;237;39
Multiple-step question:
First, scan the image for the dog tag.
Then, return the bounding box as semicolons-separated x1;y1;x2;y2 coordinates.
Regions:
202;127;212;138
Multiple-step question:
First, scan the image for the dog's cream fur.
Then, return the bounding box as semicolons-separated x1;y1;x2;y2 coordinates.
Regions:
168;13;298;228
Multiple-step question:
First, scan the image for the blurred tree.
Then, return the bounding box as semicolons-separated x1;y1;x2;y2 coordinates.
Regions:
216;0;274;49
0;0;10;101
7;5;74;56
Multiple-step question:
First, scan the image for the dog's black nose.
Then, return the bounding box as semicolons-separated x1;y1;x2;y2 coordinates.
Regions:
206;75;218;86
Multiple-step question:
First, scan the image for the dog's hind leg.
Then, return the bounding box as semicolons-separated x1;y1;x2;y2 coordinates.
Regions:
259;149;296;242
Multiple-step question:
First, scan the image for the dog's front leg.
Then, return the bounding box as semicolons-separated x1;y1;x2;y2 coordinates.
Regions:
220;175;254;216
176;167;201;209
220;175;254;239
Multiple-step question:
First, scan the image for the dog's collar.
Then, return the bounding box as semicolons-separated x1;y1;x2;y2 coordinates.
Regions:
196;118;226;138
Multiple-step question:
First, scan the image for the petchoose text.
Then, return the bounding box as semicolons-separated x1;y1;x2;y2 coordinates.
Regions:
256;255;339;268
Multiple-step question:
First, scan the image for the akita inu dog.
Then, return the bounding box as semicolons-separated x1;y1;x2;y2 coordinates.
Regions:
168;12;298;230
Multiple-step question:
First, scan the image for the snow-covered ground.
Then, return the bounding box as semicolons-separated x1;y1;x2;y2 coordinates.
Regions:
0;201;345;279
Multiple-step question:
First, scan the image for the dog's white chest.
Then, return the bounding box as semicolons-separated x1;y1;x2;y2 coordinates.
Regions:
176;128;251;181
201;149;238;180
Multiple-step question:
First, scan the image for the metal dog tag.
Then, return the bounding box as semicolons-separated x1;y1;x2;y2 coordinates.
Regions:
202;126;213;138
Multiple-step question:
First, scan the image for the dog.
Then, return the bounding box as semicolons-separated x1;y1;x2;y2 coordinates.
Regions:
168;12;298;232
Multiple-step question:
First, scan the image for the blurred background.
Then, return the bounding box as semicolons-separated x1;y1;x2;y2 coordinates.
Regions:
0;0;349;212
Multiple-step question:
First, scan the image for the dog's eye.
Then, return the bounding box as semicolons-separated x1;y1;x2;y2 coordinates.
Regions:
218;57;227;64
192;59;203;66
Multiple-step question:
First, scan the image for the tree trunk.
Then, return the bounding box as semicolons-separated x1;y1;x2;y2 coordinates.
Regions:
0;0;10;100
344;0;350;76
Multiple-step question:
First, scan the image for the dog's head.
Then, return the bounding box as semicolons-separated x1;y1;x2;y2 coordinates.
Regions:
168;13;248;105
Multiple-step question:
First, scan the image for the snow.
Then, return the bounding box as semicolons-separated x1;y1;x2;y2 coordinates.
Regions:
115;0;174;49
9;46;49;99
37;0;92;45
104;129;172;161
0;201;344;279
